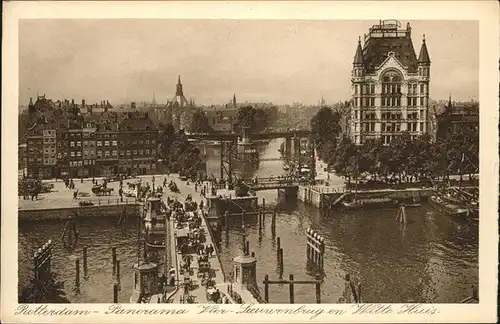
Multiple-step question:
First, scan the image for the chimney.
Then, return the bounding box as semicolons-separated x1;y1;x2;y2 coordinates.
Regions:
71;99;75;106
82;99;85;107
106;100;109;106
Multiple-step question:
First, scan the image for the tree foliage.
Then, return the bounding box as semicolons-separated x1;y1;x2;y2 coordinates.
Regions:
158;123;205;178
188;108;213;133
311;111;479;184
236;105;279;133
310;107;342;162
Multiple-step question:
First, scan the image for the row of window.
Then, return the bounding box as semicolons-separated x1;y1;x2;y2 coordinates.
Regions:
355;133;425;146
353;96;427;108
43;138;56;144
59;149;158;159
59;139;158;148
43;158;57;164
352;122;425;133
354;83;428;95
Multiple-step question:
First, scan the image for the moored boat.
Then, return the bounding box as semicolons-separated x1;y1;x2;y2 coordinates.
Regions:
428;195;472;217
342;197;395;209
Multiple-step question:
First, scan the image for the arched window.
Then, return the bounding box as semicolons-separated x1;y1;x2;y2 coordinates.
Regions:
381;70;403;107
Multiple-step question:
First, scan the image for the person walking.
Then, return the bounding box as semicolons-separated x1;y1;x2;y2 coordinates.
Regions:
119;187;123;202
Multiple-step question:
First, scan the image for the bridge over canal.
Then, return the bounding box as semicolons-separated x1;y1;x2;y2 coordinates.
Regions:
187;128;315;184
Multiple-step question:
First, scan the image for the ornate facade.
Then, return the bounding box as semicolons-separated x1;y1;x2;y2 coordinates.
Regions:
350;20;431;145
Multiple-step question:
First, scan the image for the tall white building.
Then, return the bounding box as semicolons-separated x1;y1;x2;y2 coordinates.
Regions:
350;20;431;145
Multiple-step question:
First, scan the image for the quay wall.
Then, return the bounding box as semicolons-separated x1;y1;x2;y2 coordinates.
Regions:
297;185;435;208
18;204;142;222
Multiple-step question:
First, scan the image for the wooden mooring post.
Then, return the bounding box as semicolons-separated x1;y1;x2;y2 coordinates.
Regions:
75;259;80;286
83;246;88;275
112;247;117;274
263;273;323;303
271;209;277;235
276;237;281;262
113;283;119;303
306;228;325;271
262;198;266;211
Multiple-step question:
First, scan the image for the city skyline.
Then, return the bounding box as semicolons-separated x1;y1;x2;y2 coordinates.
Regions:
19;19;479;106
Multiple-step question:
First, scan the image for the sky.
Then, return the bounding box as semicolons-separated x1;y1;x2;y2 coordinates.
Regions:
19;19;479;106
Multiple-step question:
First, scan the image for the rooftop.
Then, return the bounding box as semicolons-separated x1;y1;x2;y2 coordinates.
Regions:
359;20;421;73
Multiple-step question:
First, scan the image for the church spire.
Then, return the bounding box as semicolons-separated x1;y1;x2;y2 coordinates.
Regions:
353;37;364;65
233;93;236;107
175;75;183;96
418;34;431;64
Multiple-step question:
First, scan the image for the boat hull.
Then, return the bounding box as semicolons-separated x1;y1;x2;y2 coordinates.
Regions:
342;199;396;210
428;196;471;217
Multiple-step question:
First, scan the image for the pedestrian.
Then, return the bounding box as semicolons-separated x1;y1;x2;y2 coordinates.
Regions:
119;188;123;202
73;189;79;200
195;183;198;193
170;272;176;286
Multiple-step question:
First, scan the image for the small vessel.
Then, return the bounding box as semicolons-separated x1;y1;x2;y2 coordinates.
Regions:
342;197;395;209
282;164;290;171
428;195;472;217
404;203;422;208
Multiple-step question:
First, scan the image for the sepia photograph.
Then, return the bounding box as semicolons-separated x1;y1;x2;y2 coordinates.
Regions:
2;1;498;323
16;17;480;304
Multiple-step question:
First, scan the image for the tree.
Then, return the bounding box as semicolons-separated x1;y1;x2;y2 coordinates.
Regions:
310;107;342;152
188;108;213;133
157;123;205;177
332;137;358;185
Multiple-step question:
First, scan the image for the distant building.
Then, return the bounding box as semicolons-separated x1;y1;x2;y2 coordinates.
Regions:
436;95;479;140
204;94;239;132
350;20;431;145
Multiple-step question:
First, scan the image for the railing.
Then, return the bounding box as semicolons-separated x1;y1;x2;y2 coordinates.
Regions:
75;197;139;207
246;283;267;304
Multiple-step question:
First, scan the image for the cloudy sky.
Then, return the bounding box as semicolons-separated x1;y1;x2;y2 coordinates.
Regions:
19;19;478;106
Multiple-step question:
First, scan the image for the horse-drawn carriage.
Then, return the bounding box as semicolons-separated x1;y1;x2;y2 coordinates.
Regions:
91;185;114;196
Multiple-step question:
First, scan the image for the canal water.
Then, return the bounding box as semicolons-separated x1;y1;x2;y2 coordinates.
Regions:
18;139;478;303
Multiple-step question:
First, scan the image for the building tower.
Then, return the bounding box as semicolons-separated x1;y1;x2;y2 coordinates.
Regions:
233;94;237;108
349;20;431;145
417;34;431;135
166;75;189;130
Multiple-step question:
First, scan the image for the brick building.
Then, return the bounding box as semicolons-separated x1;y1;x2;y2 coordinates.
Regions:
24;94;159;179
118;114;158;175
350;20;431;145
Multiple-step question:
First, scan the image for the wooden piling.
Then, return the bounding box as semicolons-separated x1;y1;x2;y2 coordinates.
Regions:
315;274;321;303
245;241;250;256
113;283;119;303
289;274;295;304
75;259;80;285
276;237;281;261
279;248;284;269
83;247;88;274
116;260;121;285
262;198;266;210
264;275;269;302
344;274;352;302
112;247;117;274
